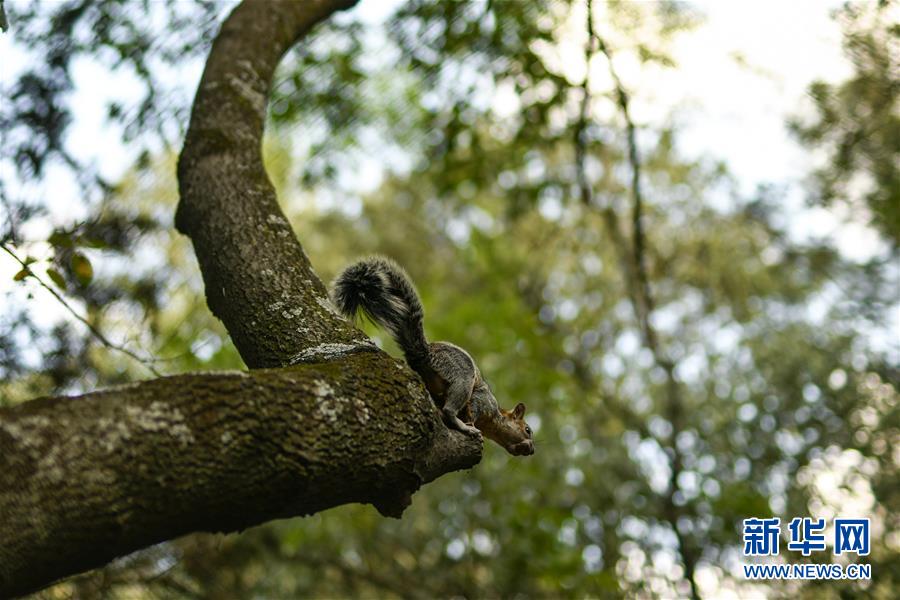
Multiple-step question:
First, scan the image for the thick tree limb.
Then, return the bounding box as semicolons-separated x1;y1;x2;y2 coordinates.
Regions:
1;0;484;595
0;352;481;597
176;0;369;369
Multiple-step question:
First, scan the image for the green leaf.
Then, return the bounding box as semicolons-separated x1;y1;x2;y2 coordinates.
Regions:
13;269;29;281
71;253;93;285
46;268;66;290
48;231;74;248
80;236;110;249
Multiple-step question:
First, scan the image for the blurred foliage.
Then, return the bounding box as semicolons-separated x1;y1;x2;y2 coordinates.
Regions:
0;0;224;180
2;0;898;598
789;0;900;248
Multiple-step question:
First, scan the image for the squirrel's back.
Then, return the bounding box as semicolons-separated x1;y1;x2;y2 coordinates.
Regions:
331;257;430;370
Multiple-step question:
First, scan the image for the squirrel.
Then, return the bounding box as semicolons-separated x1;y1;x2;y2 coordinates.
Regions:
332;257;534;457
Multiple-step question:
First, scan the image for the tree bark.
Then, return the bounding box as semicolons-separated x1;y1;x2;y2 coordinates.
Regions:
175;0;369;369
0;354;480;597
0;0;483;595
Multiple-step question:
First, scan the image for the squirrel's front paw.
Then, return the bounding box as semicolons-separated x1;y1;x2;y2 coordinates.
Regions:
443;410;481;438
463;423;481;437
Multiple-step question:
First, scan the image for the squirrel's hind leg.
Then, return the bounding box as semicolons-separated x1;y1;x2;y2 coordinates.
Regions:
442;378;480;436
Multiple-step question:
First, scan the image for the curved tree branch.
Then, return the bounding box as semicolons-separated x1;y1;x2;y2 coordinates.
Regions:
176;0;370;369
1;1;484;595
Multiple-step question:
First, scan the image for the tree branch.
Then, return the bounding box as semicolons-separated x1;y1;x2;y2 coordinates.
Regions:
594;35;661;357
577;3;699;597
0;352;481;597
1;242;162;377
175;0;371;369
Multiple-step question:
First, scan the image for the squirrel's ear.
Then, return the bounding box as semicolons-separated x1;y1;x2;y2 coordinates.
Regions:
513;403;526;419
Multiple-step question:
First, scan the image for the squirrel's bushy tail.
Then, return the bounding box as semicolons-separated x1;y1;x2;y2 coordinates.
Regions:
332;257;430;369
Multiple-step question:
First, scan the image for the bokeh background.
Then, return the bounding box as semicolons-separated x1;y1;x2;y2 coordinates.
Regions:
1;0;897;598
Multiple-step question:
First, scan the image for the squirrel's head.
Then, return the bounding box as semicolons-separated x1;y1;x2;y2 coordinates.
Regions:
471;380;534;456
494;402;534;456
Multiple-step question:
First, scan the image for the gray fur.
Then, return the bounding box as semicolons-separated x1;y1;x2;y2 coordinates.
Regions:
331;257;534;455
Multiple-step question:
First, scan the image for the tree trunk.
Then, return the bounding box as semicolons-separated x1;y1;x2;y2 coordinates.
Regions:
0;0;483;596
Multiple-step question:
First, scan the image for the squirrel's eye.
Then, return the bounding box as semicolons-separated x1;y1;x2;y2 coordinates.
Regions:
525;426;532;435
